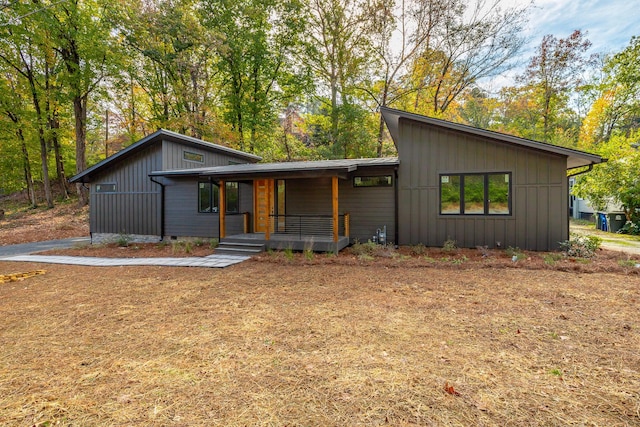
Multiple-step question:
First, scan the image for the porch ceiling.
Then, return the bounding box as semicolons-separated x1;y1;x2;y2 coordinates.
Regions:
150;157;399;180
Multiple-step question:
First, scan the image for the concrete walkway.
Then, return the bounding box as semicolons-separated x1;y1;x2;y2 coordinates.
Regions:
0;237;250;268
3;253;250;268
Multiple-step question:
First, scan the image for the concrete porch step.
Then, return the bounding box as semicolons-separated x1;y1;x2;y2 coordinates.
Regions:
216;241;265;256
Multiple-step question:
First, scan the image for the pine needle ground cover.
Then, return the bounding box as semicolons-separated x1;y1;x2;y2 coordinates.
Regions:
0;261;638;426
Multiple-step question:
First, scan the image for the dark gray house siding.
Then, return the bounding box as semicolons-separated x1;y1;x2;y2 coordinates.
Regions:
285;171;396;244
89;144;162;236
396;119;568;251
164;179;253;238
162;140;245;170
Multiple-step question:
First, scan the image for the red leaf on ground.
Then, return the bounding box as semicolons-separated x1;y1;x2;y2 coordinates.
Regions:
444;382;461;396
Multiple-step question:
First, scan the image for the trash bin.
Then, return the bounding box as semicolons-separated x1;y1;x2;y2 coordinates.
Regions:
597;212;608;231
607;212;627;233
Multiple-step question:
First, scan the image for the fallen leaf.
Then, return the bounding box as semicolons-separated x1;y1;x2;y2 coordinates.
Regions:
444;382;461;396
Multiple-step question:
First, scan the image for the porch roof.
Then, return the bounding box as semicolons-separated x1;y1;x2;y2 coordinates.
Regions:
150;157;399;180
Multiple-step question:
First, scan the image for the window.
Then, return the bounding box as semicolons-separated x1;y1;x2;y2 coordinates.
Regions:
353;175;392;187
183;150;204;163
225;182;239;213
198;181;239;213
95;183;116;193
440;173;511;215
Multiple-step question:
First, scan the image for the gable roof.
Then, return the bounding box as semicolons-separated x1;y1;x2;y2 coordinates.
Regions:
150;157;399;180
380;107;605;170
69;129;262;183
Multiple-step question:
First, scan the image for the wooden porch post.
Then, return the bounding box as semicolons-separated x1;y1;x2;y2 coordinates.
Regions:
265;180;271;241
332;175;338;243
219;180;226;239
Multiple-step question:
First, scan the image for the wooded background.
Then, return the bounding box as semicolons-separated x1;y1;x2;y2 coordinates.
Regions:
0;0;638;220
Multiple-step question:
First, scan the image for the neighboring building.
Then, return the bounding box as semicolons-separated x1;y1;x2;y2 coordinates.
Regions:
70;108;605;252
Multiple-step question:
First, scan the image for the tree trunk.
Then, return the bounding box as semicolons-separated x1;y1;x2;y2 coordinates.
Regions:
18;128;37;208
38;125;54;208
50;115;69;199
75;95;89;206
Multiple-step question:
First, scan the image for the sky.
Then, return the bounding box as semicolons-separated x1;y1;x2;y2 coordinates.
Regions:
487;0;640;88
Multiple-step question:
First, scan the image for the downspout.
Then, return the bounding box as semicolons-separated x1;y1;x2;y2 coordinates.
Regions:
81;183;92;243
149;176;165;241
394;166;399;248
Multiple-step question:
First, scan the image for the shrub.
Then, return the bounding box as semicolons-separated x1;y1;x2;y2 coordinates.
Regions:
506;246;525;261
559;234;602;258
351;240;380;256
443;238;457;252
116;233;131;247
617;221;640;235
304;248;314;261
284;246;294;261
410;243;427;255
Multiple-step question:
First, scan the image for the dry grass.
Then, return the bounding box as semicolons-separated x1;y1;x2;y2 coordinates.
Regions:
0;260;638;426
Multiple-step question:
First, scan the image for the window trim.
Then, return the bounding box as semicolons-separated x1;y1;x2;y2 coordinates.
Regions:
183;150;204;163
353;175;393;188
439;172;512;216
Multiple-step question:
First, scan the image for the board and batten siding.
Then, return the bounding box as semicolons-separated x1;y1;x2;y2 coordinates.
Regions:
164;179;253;238
397;119;568;251
162;140;246;170
90;144;162;235
286;175;395;243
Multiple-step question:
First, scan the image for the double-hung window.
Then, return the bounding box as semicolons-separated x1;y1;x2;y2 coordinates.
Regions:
440;172;511;215
198;181;239;213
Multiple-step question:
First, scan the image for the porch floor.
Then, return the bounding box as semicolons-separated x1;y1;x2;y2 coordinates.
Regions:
222;233;350;253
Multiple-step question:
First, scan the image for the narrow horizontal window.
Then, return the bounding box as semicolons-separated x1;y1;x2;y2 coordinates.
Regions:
95;183;116;193
353;175;392;187
184;150;204;163
440;172;511;215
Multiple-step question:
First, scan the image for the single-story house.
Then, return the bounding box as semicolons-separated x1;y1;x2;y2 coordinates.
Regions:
70;107;605;253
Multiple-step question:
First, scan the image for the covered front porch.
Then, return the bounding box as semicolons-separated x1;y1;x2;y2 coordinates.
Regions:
153;157;398;254
218;175;351;253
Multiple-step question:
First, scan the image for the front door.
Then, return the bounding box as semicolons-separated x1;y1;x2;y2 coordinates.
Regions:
254;179;274;234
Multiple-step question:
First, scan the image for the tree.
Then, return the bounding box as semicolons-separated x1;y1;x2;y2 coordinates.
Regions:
0;74;37;206
114;0;222;140
201;0;309;153
519;30;597;143
40;0;114;205
581;36;640;146
573;135;640;224
405;0;529;117
0;5;57;208
305;0;371;151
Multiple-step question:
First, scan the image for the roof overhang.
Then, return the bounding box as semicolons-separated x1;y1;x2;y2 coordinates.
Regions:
380;107;605;170
150;158;400;181
69;129;262;183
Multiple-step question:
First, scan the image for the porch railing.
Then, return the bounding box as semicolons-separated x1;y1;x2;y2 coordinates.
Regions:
268;213;350;240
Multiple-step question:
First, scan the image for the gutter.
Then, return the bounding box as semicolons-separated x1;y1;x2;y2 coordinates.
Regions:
149;176;165;240
567;163;594;178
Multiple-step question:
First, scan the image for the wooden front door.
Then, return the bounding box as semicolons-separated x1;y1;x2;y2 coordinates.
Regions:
254;179;274;235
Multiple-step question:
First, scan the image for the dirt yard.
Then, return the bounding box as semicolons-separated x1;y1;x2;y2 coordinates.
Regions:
0;201;89;246
0;202;639;425
0;260;639;426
